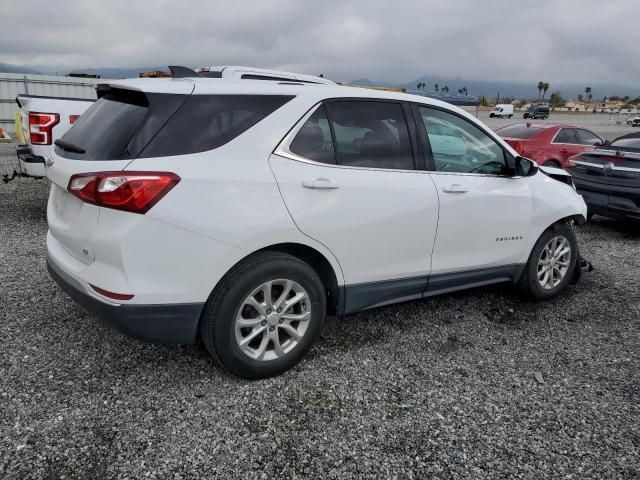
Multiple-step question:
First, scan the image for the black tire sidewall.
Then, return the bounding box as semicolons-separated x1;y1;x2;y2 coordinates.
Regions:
523;224;578;300
204;254;326;379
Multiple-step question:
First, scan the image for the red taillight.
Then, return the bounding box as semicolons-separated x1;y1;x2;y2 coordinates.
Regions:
67;171;180;214
29;112;60;145
89;284;134;301
69;114;80;124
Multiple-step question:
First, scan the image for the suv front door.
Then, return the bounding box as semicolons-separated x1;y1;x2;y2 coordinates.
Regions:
271;100;438;312
414;105;532;280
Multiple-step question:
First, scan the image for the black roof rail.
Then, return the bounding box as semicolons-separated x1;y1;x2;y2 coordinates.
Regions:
168;66;203;78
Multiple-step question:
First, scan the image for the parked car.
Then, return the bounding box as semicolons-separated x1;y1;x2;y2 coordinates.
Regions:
489;104;514;118
626;116;640;127
47;74;587;378
495;123;603;168
14;95;94;179
569;132;640;220
523;105;550;119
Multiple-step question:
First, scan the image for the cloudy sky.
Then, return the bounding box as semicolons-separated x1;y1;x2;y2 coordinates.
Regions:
2;0;638;86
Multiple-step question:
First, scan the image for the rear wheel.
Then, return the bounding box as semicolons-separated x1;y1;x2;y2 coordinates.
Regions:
519;223;578;300
200;252;326;379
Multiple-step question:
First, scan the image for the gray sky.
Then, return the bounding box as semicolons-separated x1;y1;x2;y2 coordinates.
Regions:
2;0;638;87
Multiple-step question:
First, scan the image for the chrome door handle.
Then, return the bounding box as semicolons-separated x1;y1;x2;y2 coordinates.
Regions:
442;184;468;194
301;178;339;190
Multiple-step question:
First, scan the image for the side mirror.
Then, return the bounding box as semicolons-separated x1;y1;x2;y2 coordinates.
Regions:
515;156;538;177
593;141;602;147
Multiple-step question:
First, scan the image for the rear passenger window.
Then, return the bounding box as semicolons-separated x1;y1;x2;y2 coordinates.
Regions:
326;101;414;170
289;106;335;163
553;128;578;144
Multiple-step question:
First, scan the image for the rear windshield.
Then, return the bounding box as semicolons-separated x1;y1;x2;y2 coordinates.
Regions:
495;125;542;139
56;89;293;160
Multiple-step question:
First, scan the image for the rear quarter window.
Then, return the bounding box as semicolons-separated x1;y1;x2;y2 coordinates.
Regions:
140;94;293;158
56;91;293;160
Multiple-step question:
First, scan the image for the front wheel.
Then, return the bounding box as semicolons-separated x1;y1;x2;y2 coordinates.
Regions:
200;252;326;379
519;223;578;300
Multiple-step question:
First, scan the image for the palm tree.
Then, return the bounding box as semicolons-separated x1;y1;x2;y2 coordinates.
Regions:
442;85;449;93
584;87;592;110
462;86;468;96
541;82;550;103
458;88;463;95
537;81;544;102
434;83;439;92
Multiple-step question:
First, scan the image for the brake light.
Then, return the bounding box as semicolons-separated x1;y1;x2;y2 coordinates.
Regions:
67;171;180;214
69;114;80;124
29;112;60;145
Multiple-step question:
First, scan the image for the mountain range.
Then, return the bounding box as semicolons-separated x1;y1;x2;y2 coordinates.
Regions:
1;62;638;100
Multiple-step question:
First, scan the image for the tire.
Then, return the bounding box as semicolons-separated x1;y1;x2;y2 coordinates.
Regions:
508;114;513;119
518;222;578;300
543;160;561;168
490;113;495;118
200;252;326;379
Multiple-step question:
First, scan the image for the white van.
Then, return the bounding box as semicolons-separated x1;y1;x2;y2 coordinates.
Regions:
490;104;514;118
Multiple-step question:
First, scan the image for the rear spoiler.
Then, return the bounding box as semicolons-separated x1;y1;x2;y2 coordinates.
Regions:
168;66;203;78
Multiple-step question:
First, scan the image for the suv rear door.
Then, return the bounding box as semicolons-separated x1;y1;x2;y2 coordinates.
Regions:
271;100;438;312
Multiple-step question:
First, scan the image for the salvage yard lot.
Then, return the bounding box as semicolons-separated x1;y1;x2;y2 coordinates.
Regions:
0;140;638;478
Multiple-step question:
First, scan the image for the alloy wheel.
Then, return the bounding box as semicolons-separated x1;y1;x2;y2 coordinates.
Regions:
537;236;572;290
234;279;311;361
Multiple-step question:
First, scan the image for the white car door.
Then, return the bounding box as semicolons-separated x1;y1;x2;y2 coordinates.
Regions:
270;100;439;312
414;105;532;278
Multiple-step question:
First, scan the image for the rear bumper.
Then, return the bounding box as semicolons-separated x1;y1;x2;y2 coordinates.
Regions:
573;177;640;220
47;256;204;344
17;144;46;178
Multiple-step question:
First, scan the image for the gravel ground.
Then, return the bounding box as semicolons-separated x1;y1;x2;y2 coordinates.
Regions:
1;140;639;479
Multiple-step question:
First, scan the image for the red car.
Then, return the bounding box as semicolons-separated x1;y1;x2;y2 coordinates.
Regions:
495;123;604;168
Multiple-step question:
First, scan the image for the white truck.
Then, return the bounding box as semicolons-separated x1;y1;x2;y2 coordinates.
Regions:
10;95;94;181
489;104;514;119
6;66;332;183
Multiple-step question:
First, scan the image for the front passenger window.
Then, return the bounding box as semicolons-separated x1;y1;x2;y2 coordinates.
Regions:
418;107;507;174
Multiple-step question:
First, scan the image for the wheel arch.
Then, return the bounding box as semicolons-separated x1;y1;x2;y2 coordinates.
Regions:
204;242;343;318
256;243;341;315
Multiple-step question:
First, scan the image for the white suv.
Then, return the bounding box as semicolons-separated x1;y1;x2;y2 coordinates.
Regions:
46;76;587;378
